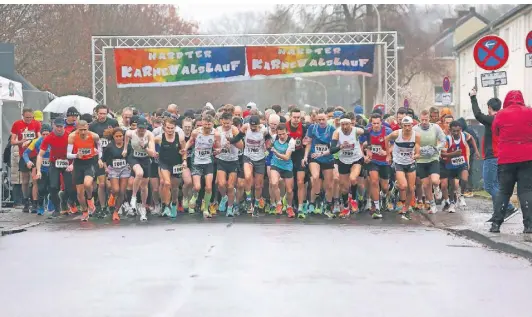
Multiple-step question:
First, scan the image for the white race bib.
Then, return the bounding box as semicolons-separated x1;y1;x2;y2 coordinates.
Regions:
100;139;109;148
112;159;126;168
55;159;68;168
197;148;212;158
247;147;259;154
78;148;91;156
371;145;382;154
451;156;466;166
172;164;183;175
314;144;328;153
220;147;230;155
133;150;148;158
42;158;50;167
22;131;36;140
342;150;354;157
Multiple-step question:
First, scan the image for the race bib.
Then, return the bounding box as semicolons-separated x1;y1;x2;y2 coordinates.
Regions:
42;158;50;167
451;156;466;166
100;139;109;148
79;148;91;156
112;159;126;168
371;145;382;154
55;159;68;168
342;150;354;157
197;148;212;158
295;138;302;147
220;147;230;154
22;131;36;139
133;150;148;158
315;144;328;153
248;147;260;154
172;164;183;175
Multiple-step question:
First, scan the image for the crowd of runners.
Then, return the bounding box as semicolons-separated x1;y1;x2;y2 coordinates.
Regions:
10;89;521;225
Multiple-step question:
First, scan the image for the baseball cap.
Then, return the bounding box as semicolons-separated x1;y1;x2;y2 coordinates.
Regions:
40;123;52;133
333;110;344;119
249;115;260;126
137;117;149;129
34;110;43;122
402;116;413;125
354;105;364;115
247;102;257;110
53;117;65;126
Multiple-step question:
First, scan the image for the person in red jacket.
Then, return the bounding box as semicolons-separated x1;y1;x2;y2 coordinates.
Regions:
490;90;532;233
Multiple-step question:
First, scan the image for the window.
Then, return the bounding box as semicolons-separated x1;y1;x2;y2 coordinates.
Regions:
434;85;453;105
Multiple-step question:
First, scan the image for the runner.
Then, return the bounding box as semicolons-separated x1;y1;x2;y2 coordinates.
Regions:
286;108;309;215
64;107;79;134
269;125;296;218
303;111;335;218
438;114;454;212
36;118;70;218
11;108;41;213
386;116;421;220
89;105;119;217
265;113;280;214
181;117;194;212
123;117;156;222
330;114;367;218
364;113;394;215
102;127;130;221
233;117;246;215
184;114;221;218
215;112;243;217
67;120;101;222
149;117;163;215
441;121;470;213
155;117;189;218
23;124;52;215
414;109;447;214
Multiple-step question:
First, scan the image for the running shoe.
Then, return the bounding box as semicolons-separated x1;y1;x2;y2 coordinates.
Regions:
395;201;404;212
162;205;171;217
324;205;335;218
219;195;228;213
152;205;161;216
265;204;272;215
458;195;467;207
209;203;218;216
339;207;350;218
307;203;315;214
178;204;184;213
442;201;450;212
170;204;177;218
112;211;120;221
282;195;288;210
127;203;136;217
37;206;45;216
297;210;306;219
314;199;323;214
333;200;340;214
429;204;438;214
188;194;197;209
349;198;359;213
275;203;283;215
286;206;295;218
69;203;78;215
108;194;115;207
434;186;443;200
130;196;137;211
448;203;456;213
246;198;253;214
233;203;240;216
139;205;148;222
81;211;89;222
252;201;259;217
58;191;67;212
385;197;394;212
365;199;372;212
226;206;234;217
182;198;189;210
22;199;30;213
370;206;383;219
504;207;519;221
258;198;266;210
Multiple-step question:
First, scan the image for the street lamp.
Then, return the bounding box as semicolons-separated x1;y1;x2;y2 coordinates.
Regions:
294;76;328;107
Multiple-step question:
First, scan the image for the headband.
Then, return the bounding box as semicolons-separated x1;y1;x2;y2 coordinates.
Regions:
340;118;351;124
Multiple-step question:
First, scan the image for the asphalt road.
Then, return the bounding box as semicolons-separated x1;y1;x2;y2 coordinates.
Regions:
1;214;531;317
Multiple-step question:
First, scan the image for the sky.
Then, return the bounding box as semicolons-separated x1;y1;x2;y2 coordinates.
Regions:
177;3;276;30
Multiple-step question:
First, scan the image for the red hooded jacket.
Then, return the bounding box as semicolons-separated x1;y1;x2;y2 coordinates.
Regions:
492;90;532;164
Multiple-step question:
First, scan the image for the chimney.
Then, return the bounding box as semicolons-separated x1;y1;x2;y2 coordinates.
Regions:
0;43;15;78
440;18;457;32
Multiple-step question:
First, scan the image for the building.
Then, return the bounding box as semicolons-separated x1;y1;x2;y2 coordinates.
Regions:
404;7;489;114
455;4;532;119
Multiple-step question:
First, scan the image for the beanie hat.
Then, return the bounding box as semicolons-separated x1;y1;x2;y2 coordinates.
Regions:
66;107;79;117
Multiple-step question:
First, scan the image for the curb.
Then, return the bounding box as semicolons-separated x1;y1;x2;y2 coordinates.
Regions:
418;212;532;262
1;222;41;236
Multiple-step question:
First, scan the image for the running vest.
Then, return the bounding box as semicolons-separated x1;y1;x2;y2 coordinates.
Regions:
216;126;239;162
159;133;182;166
369;127;388;165
271;137;294;171
392;130;416;165
244;127;266;161
130;132;149;158
445;133;468;169
309;124;334;163
104;141;127;169
72;132;96;160
287;122;304;151
193;129;215;165
337;127;363;164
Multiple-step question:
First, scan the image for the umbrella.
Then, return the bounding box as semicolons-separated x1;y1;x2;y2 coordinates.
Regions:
43;95;98;115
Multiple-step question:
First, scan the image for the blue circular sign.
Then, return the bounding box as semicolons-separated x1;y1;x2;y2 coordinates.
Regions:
403;98;409;109
527;31;532;53
443;77;451;93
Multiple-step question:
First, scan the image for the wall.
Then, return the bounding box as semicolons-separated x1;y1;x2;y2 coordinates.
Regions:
453;16;489;47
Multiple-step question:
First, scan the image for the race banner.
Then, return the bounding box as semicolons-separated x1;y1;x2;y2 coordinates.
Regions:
114;47;247;87
246;44;375;77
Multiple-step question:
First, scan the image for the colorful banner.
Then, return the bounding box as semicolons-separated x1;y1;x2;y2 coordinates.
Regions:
114;47;247;87
246;44;375;77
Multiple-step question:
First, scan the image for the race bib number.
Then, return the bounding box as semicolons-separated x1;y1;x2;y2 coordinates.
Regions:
342;150;354;157
295;138;302;147
112;159;126;168
221;147;230;154
22;131;36;139
197;148;212;157
172;164;183;175
79;148;91;155
371;145;382;154
100;139;109;148
42;158;50;167
248;147;260;154
399;149;412;158
451;156;466;166
55;159;68;168
133;150;148;158
315;144;328;153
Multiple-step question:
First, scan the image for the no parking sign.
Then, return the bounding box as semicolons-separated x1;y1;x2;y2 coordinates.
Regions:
474;35;509;71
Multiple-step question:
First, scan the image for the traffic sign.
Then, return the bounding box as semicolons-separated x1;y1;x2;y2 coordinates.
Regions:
480;71;507;87
442;93;452;106
403;99;409;109
526;53;532;68
442;76;451;93
473;35;509;71
526;31;532;53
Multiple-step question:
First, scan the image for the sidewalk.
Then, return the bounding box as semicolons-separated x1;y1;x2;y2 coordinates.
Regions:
0;207;41;236
422;197;532;261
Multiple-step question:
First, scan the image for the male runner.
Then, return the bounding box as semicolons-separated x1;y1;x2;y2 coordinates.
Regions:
386;116;421;219
122;117;156;221
67;120;102;221
265;114;280;214
286;108;308;214
414;110;447;214
269;125;297;218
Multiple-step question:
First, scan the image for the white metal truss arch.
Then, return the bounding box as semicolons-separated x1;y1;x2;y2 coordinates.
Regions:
92;32;398;112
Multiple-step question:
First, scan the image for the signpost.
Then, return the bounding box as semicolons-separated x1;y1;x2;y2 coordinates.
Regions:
525;31;532;68
474;35;509;98
441;76;451;106
442;76;451;93
480;71;507;87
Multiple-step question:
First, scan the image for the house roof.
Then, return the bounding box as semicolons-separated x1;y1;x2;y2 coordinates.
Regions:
430;7;490;49
455;4;532;52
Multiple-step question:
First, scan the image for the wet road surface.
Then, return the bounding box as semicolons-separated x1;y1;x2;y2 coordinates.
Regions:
1;213;531;317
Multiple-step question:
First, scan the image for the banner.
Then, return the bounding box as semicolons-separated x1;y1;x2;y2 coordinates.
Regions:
246;44;375;77
114;47;247;87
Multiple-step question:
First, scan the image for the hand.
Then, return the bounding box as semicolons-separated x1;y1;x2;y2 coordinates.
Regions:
364;156;371;164
469;88;477;97
36;171;42;180
213;148;222;156
301;157;308;167
386;155;392;165
378;150;387;156
22;140;31;148
311;152;321;159
26;161;34;169
179;149;186;156
122;150;127;158
455;149;462;156
77;151;83;159
182;161;187;169
303;136;311;145
340;141;349;149
412;153;420;160
366;151;373;159
475;152;481;160
66;164;73;172
98;159;104;169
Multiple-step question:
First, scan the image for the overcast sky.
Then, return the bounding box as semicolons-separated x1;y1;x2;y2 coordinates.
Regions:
177;3;275;30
